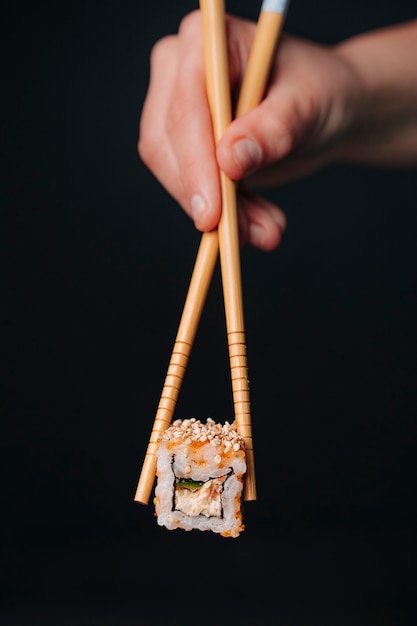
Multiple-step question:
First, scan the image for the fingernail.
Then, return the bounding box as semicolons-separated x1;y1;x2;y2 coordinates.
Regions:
191;193;208;228
232;138;262;173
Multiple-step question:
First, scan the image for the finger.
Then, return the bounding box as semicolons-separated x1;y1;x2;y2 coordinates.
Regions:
216;34;322;181
237;189;286;251
165;12;259;232
217;83;310;182
165;11;222;231
138;36;185;206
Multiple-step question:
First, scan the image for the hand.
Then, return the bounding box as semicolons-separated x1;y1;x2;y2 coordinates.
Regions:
138;11;417;250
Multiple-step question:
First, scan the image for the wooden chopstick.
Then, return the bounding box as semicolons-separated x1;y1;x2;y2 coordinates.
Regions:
236;0;289;119
134;0;290;505
134;230;218;504
200;0;254;498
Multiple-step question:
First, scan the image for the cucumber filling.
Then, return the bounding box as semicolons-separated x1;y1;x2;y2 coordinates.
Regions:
174;475;228;518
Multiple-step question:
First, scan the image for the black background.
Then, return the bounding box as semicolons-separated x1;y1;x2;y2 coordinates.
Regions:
1;1;417;624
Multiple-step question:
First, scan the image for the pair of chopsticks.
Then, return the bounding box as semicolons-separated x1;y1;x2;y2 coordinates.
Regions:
135;0;290;505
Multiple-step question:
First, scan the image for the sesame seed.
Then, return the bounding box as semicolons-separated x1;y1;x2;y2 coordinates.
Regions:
161;418;245;449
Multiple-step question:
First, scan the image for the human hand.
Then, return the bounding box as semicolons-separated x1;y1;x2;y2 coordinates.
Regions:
138;10;364;250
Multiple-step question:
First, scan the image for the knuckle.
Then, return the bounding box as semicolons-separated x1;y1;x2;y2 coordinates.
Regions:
149;35;176;68
137;134;151;166
178;10;202;40
272;114;297;156
137;121;158;167
137;132;147;162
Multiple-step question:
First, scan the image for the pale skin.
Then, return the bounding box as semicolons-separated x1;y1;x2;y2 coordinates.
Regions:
138;12;417;251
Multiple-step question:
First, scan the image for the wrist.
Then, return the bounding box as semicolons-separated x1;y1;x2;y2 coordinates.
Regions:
330;22;417;166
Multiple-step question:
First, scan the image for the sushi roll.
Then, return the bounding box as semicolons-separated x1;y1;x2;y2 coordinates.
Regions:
154;418;246;538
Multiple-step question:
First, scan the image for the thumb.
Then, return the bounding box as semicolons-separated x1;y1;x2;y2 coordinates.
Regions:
216;91;306;181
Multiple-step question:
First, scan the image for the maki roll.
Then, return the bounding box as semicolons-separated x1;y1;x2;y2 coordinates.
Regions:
154;418;246;538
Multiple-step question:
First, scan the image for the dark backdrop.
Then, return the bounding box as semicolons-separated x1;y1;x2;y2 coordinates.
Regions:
1;1;416;624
